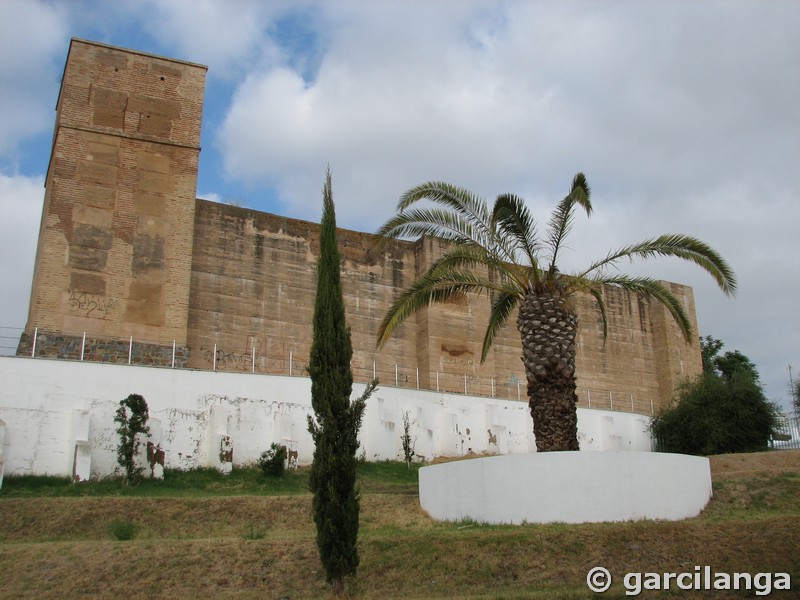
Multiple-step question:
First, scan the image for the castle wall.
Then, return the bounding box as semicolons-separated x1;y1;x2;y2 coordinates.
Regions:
186;200;419;379
24;39;206;347
184;200;701;412
18;38;702;416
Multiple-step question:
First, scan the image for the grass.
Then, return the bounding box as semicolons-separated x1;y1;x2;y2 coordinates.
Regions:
0;461;421;499
0;454;798;598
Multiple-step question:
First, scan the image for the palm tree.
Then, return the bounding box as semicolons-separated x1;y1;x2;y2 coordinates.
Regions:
375;173;736;452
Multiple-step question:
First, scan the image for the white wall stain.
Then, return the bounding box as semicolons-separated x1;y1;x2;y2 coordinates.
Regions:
0;356;653;479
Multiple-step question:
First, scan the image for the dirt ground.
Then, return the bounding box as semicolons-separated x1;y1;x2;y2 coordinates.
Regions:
709;449;800;477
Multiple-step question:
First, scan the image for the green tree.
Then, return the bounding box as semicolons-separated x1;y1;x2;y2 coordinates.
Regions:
114;393;150;484
701;335;760;382
307;169;377;595
376;173;736;452
700;335;724;373
786;365;799;419
652;353;779;455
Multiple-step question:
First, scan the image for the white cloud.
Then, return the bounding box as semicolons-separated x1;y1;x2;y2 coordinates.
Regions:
0;173;44;342
214;2;800;408
0;1;796;409
112;0;299;79
0;0;68;160
198;191;223;204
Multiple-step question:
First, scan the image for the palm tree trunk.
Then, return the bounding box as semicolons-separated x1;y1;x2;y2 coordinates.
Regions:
517;285;580;452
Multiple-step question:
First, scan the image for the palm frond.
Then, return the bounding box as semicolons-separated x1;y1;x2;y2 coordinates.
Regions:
579;234;737;296
600;275;695;340
544;173;592;275
396;181;492;238
584;283;609;340
480;290;521;362
375;207;480;246
491;193;540;269
425;245;515;282
376;268;510;348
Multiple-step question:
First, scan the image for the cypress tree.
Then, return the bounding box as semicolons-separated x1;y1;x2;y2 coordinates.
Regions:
307;169;376;594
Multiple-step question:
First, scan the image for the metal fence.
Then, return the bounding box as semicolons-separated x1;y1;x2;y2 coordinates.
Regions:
7;325;658;416
0;326;22;355
770;415;800;450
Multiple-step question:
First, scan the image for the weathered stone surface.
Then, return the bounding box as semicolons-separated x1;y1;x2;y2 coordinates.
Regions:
69;272;106;296
20;39;702;415
68;246;108;271
25;39;205;346
73;224;113;250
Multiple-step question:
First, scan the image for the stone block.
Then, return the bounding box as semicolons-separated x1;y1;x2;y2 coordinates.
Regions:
133;192;166;216
70;410;92;483
138;113;173;138
68;245;108;271
137;151;171;174
77;160;118;186
124;298;165;326
146;418;165;480
131;234;165;274
73;224;113;250
137;171;175;194
85;138;120;166
209;406;233;475
128;280;163;303
69;272;107;296
95;49;128;70
218;435;233;476
72;204;113;228
128;94;181;118
83;185;117;210
72;441;92;483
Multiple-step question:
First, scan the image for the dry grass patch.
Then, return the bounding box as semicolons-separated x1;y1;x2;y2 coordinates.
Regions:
1;452;798;599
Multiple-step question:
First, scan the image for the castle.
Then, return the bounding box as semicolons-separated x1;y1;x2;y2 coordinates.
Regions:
18;38;701;413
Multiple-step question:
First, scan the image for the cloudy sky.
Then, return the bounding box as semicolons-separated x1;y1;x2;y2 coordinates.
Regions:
0;0;797;411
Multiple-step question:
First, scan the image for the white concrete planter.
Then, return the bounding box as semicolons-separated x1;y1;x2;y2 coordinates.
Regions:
419;451;712;524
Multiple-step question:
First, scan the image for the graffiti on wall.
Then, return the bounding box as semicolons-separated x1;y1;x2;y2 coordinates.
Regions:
202;346;254;369
67;289;115;317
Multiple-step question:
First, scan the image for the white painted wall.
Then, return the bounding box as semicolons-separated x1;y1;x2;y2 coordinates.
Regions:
0;356;653;479
419;451;713;524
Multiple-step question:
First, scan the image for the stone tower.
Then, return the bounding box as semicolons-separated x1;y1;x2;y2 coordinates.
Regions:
20;39;207;362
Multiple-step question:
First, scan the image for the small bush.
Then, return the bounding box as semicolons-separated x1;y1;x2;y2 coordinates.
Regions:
242;522;268;540
108;518;138;541
258;443;287;477
114;393;150;484
401;411;416;468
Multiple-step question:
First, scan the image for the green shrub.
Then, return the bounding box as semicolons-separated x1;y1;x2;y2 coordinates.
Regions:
652;372;779;455
242;522;268;540
258;443;287;477
108;518;138;541
114;394;150;484
401;411;416;468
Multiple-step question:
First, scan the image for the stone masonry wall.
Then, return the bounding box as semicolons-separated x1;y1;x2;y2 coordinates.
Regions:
24;39;206;346
19;39;702;415
17;330;189;368
186;200;702;412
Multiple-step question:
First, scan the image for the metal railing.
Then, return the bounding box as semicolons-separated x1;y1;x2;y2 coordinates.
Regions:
8;325;657;416
770;415;800;450
0;326;23;355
